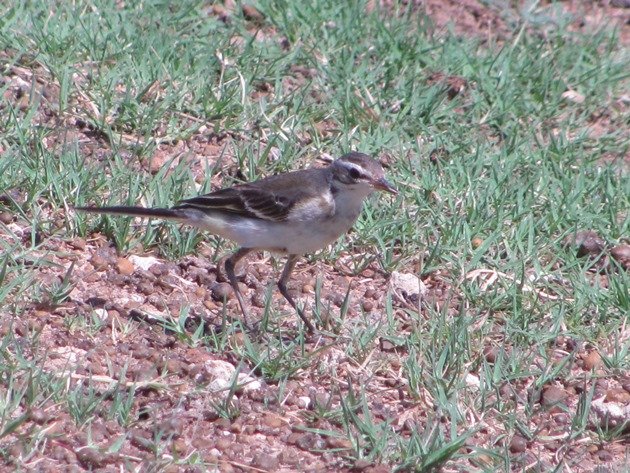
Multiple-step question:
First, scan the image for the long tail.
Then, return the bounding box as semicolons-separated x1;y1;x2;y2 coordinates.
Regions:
74;206;184;221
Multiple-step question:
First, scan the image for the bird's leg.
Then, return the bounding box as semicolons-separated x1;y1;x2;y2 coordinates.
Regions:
225;247;254;328
278;255;315;333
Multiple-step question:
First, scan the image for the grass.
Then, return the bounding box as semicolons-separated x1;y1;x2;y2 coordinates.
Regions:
0;0;629;471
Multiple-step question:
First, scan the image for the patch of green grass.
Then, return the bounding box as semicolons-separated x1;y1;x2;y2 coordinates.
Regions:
1;0;628;470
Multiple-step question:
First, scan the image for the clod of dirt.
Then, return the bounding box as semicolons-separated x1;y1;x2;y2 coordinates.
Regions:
0;211;14;224
76;448;106;468
509;435;528;453
90;254;109;271
582;350;602;371
116;257;134;275
211;282;233;301
610;244;630;270
483;346;498;363
605;389;630;403
540;385;568;407
251;453;280;471
563;230;607;258
389;271;427;306
68;237;86;250
242;4;264;22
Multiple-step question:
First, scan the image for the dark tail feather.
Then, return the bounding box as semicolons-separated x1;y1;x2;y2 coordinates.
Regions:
74;206;182;220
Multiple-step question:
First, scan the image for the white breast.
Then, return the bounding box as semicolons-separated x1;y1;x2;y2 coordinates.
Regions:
187;185;374;255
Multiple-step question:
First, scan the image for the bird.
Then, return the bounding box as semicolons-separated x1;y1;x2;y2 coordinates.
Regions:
75;152;397;332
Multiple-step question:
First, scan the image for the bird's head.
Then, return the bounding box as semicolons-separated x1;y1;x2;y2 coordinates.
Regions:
331;152;397;196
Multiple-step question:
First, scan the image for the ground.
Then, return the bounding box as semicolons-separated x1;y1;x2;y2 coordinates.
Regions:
0;1;629;472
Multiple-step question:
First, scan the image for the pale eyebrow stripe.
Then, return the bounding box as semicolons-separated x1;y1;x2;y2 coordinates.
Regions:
337;160;367;176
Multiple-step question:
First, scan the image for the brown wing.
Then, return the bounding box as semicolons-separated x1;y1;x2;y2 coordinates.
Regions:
174;168;334;222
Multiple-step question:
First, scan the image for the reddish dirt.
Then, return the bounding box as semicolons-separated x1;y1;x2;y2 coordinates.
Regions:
1;1;629;471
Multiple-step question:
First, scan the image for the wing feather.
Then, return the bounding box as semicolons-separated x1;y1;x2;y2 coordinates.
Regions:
174;168;334;222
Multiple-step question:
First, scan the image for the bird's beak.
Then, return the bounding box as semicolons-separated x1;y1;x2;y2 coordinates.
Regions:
373;177;397;195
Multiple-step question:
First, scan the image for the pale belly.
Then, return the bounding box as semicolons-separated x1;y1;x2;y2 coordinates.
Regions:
222;212;359;254
186;189;368;255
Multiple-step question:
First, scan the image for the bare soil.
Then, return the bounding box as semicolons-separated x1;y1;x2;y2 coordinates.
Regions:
1;1;629;471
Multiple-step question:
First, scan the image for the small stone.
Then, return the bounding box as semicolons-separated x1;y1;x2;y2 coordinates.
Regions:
379;339;396;352
330;292;345;307
509;435;527;453
212;4;230;21
362;300;374;312
116;257;134;275
262;414;283;429
29;409;48;425
563;230;606;258
203;299;217;310
611;244;630;270
605;388;630;403
471;237;484;249
90;254;108;271
251;453;279;471
598;450;613;462
325;436;352;450
540;386;568;407
582;350;602;370
353;459;372;471
295;433;323;451
0;212;13;224
76;448;106;468
69;238;86;250
211;282;233;302
251;289;266;308
242;4;264;22
483;346;498;363
364;288;376;299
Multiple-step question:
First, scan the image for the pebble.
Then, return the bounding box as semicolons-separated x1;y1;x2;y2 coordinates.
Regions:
483;346;498;363
597;450;613;462
325;436;352;450
172;438;187;455
76;448;106;468
361;300;374;312
364;288;377;299
582;351;602;370
116;258;134;276
331;292;345;307
68;237;86;250
605;388;630;403
211;282;233;301
540;385;568;407
90;254;108;271
262;414;284;429
509;435;527;453
471;237;484;249
295;433;324;451
251;453;279;471
251;289;266;308
28;409;48;425
128;361;158;382
564;230;606;258
0;211;13;224
611;244;630;270
242;4;264;22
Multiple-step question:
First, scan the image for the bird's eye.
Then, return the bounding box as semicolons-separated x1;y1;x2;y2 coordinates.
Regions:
349;168;361;179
